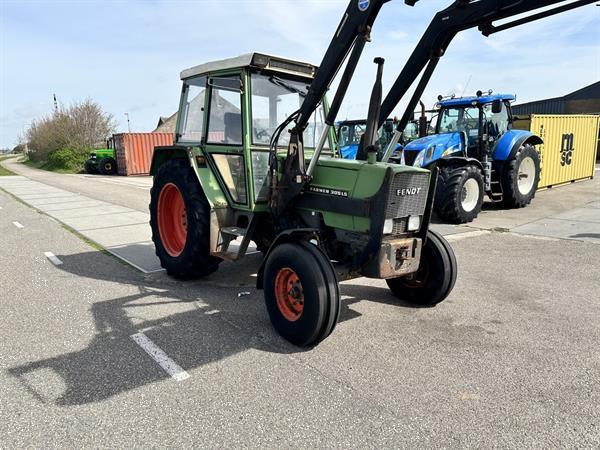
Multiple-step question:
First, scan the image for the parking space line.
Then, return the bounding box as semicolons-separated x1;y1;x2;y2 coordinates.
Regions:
131;333;190;382
44;252;63;266
12;221;24;228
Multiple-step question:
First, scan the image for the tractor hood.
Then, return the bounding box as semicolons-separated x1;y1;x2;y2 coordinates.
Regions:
403;132;461;153
402;132;463;168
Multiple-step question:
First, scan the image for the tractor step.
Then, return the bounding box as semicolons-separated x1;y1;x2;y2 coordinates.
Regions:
220;227;247;237
212;219;256;262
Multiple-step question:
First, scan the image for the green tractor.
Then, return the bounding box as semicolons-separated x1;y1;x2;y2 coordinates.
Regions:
148;0;589;346
84;139;118;175
149;51;456;347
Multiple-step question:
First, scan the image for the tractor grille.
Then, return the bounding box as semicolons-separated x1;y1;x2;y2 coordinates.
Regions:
385;172;430;220
392;218;408;234
403;150;419;166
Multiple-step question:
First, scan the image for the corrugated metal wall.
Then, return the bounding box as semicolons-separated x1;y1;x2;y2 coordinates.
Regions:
113;133;173;176
512;98;566;115
527;115;600;188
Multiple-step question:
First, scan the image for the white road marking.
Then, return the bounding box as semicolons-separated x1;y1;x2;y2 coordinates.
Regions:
131;333;190;382
44;252;63;266
12;221;24;228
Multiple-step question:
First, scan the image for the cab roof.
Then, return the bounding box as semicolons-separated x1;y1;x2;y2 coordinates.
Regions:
437;94;516;108
180;53;318;80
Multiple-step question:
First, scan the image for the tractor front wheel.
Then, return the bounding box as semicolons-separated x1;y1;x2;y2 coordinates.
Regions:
386;230;457;306
98;157;118;175
150;159;221;279
502;144;540;208
263;241;340;347
435;164;484;224
84;159;97;174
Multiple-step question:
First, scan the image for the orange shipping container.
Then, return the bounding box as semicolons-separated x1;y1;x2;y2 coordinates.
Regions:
113;133;174;176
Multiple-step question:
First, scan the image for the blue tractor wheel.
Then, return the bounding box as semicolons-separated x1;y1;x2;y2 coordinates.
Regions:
435;164;484;224
501;144;540;208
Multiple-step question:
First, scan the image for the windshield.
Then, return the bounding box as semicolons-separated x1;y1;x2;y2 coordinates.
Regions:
338;123;366;148
250;73;327;148
437;106;480;139
337;121;395;149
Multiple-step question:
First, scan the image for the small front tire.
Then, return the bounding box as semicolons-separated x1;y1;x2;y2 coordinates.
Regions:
264;242;339;347
84;160;98;174
435;164;484;224
386;230;457;306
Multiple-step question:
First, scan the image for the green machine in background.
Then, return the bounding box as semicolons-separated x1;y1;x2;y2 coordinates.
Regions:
84;139;117;175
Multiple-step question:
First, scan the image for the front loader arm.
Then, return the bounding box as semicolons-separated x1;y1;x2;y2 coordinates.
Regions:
378;0;594;141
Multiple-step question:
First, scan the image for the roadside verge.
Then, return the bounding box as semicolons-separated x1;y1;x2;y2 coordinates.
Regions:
0;175;163;273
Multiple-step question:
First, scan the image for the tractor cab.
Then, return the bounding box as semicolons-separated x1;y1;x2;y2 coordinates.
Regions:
336;117;410;160
434;94;513;157
401;93;515;167
164;53;334;209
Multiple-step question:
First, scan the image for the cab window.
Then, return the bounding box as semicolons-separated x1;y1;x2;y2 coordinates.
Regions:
250;73;328;148
206;76;243;145
179;76;207;143
485;102;509;138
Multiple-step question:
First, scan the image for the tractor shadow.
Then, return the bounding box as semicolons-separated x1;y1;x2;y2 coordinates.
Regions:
7;248;422;407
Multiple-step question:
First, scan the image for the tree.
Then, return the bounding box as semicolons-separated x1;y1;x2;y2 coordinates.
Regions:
26;98;116;162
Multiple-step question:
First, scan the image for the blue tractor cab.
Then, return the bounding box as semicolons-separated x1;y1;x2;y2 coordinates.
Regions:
400;91;542;223
337;118;417;160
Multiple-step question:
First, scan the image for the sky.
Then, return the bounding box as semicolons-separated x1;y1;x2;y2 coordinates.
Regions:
1;0;599;149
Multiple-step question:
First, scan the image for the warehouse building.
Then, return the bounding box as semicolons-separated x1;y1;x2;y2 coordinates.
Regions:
512;81;600;115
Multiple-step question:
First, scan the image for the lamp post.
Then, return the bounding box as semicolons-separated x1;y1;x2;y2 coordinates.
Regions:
124;112;131;133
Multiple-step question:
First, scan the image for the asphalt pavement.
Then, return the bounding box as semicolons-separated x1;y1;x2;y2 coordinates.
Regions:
1;160;599;447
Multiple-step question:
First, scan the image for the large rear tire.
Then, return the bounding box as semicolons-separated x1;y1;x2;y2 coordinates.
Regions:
98;157;117;175
264;242;340;347
386;230;457;306
501;144;540;208
435;164;484;224
150;159;221;279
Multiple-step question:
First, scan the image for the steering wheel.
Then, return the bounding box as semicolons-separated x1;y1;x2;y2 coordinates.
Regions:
255;129;270;143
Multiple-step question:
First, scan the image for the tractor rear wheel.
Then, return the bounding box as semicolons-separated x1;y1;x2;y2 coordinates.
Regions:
84;160;97;174
435;164;484;223
502;144;540;208
263;241;340;347
150;159;221;279
98;157;117;175
386;230;457;306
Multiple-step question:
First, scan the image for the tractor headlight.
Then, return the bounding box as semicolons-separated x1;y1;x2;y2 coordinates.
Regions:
383;218;394;235
413;149;426;168
407;215;421;231
442;145;460;157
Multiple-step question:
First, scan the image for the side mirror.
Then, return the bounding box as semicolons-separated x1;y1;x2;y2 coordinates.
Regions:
491;99;502;114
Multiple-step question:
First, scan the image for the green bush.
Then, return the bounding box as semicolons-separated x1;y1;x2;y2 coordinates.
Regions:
45;148;89;172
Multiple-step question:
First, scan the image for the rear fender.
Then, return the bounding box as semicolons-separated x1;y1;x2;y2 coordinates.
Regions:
493;130;543;161
256;229;321;289
150;145;228;209
149;145;189;175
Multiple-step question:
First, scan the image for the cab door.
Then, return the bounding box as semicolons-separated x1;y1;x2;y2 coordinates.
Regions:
203;74;250;209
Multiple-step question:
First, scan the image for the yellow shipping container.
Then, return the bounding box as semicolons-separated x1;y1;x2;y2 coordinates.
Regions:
513;114;600;188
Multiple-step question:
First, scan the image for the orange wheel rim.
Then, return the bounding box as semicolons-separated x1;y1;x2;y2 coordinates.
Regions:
157;183;187;257
274;268;304;322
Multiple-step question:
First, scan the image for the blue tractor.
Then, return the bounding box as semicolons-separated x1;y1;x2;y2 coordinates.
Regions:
398;91;542;223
